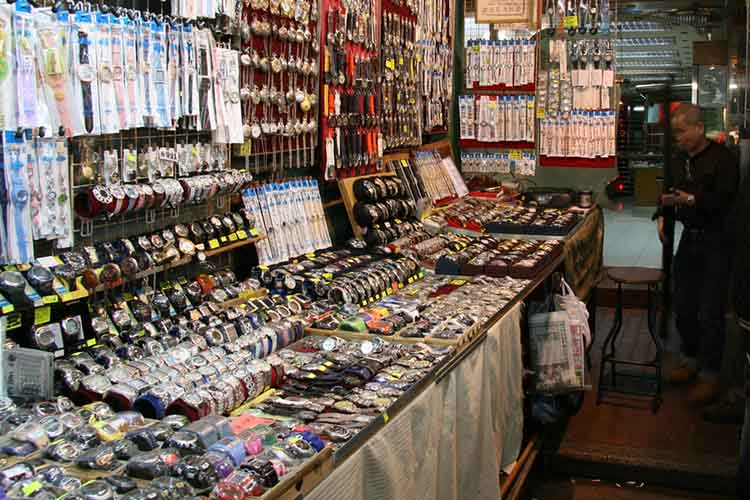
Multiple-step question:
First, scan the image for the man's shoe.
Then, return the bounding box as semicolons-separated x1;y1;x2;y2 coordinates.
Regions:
688;379;722;407
665;364;698;384
701;390;745;425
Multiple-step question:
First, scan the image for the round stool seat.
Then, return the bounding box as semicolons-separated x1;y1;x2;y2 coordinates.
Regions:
607;266;664;285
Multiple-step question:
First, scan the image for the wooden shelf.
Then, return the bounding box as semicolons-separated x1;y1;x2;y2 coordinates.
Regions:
90;234;265;293
459;139;535;149
204;235;266;257
322;198;344;209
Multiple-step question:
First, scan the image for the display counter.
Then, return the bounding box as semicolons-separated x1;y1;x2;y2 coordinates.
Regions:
305;304;523;500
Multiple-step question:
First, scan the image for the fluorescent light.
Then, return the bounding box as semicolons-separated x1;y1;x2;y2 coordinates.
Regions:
616;50;678;59
692;82;698;90
730;83;739;89
618;60;681;69
632;106;645;111
615;37;676;47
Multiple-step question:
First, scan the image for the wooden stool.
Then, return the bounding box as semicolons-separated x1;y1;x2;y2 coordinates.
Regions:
596;267;665;412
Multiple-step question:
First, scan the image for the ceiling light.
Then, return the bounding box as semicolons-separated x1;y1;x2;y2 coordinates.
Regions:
632;105;646;111
618;60;681;69
615;37;676;47
613;21;669;33
730;83;739;89
616;50;678;59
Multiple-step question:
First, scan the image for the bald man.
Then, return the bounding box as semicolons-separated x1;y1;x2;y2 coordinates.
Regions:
656;103;739;406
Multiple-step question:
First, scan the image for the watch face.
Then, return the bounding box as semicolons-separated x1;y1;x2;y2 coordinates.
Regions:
110;186;125;199
137;236;153;252
150;234;165;249
202;221;216;238
222;216;236;232
174;224;189;239
162;229;176;245
190;222;205;242
210;216;224;231
231;213;245;229
178;238;196;256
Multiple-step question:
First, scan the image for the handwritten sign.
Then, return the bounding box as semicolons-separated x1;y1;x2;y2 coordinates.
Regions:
476;0;533;24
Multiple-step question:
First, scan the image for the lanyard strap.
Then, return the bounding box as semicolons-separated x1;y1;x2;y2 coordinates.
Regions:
39;24;73;136
14;12;38;128
152;26;169;128
97;18;118;133
111;23;128;129
5;138;32;264
140;24;154;125
54;138;72;247
124;25;140;128
168;28;181;124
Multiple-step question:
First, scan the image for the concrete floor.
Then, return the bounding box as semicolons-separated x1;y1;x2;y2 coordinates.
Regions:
529;478;735;500
602;202;682;269
549;307;741;495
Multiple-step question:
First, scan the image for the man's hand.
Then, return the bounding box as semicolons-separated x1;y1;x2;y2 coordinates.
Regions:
657;216;665;243
661;190;695;207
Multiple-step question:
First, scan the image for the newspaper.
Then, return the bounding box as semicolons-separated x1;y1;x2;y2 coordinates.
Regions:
528;311;585;393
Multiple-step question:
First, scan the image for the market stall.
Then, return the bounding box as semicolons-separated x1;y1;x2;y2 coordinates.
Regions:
0;0;610;494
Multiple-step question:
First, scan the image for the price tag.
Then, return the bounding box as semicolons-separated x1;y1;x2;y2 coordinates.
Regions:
220;236;228;243
122;292;134;301
34;306;51;326
368;297;374;304
236;230;248;239
1;304;13;314
509;150;523;161
42;295;58;304
400;159;409;167
387;287;393;295
86;338;97;347
418;271;425;279
536;108;546;119
306;253;316;258
306;373;317;379
385;59;395;70
249;228;260;237
383;412;389;424
563;15;578;28
228;233;238;242
22;481;43;497
259;265;269;271
208;239;220;249
398;56;404;65
450;279;467;286
407;277;414;284
6;312;21;330
319;365;328;372
323;273;333;280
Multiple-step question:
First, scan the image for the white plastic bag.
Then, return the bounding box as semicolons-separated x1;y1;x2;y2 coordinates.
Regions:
528;279;589;394
554;278;592;349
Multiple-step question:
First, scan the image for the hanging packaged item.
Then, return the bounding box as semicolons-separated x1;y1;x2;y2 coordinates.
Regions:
95;12;119;134
3;131;33;264
36;12;74;136
13;4;43;130
72;11;101;135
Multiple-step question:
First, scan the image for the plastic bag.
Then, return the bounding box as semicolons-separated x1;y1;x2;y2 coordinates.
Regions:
528;279;588;394
554;278;592;349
